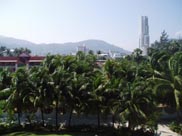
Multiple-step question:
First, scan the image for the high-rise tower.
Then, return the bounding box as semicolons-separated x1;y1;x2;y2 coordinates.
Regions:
139;16;150;55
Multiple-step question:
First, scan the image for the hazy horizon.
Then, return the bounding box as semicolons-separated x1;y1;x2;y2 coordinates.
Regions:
0;0;181;51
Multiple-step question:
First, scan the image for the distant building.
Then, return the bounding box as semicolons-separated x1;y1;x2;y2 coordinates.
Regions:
109;50;123;59
97;53;110;60
0;53;45;71
112;52;123;59
139;16;150;55
77;44;88;54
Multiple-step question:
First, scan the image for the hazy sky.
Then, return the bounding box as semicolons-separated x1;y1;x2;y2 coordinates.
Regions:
0;0;181;51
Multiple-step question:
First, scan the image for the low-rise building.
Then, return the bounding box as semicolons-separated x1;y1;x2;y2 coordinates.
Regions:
0;53;45;71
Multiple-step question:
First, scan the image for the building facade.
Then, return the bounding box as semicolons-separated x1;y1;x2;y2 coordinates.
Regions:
139;16;150;55
0;53;45;71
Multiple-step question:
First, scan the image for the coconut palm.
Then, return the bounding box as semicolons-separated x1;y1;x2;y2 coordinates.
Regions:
103;60;124;127
7;67;31;125
103;78;122;127
65;54;94;127
121;78;156;130
0;68;12;88
0;68;12;100
150;51;170;76
114;58;156;130
50;55;78;129
152;52;182;120
29;66;54;126
52;66;69;129
86;69;105;128
65;72;89;127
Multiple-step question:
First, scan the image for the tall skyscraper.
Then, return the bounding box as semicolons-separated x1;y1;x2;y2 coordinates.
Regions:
139;16;150;55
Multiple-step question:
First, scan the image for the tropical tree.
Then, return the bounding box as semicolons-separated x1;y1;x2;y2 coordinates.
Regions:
13;48;31;56
103;60;124;127
48;55;76;128
121;78;156;130
0;46;8;56
65;53;95;127
7;67;31;125
152;52;182;120
87;69;106;128
28;66;53;126
52;66;69;128
132;48;143;63
65;72;88;127
103;78;122;127
0;68;12;99
115;58;157;131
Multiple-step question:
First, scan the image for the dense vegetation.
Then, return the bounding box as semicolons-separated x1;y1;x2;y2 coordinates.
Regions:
0;32;182;135
0;46;31;56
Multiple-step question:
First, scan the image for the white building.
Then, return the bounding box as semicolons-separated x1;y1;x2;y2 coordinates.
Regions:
77;44;88;54
108;50;123;59
112;52;123;59
139;16;150;55
97;53;110;60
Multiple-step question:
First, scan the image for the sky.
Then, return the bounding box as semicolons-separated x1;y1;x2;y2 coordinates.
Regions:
0;0;181;51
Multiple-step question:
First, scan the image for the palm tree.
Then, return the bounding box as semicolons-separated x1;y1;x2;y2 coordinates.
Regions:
103;79;122;127
121;78;156;130
50;55;76;129
114;58;157;131
0;68;12;100
7;67;30;125
132;48;143;63
65;72;87;127
150;51;170;75
152;52;182;120
0;68;12;90
29;66;54;126
64;54;94;127
103;60;124;127
87;69;105;128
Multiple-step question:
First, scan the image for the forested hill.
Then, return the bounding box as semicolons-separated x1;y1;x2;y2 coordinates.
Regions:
0;35;130;55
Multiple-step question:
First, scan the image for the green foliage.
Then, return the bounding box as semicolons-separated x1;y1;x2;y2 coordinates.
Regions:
0;100;6;118
0;88;12;100
151;31;182;54
0;46;31;56
1;46;181;133
169;122;182;134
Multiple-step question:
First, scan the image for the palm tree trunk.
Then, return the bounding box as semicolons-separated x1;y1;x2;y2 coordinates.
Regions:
55;98;58;129
27;114;32;125
17;104;21;126
18;110;21;126
41;108;44;126
112;114;115;128
97;106;100;128
176;110;182;123
128;119;133;131
68;107;73;127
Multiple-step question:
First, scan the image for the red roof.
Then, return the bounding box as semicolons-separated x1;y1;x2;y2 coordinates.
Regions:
0;56;45;61
30;56;45;60
0;57;17;60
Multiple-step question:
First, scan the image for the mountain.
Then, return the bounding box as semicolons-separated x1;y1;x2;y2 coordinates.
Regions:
0;35;131;55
